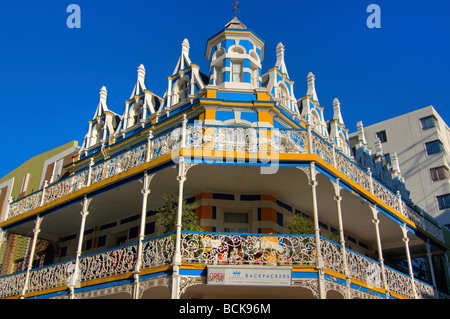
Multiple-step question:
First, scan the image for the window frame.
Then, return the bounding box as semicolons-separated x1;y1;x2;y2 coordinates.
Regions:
376;130;388;143
420;116;436;131
425;140;442;156
437;194;450;210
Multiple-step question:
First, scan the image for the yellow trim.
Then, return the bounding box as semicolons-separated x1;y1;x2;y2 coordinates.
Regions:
258;111;273;125
204;90;217;99
256;92;271;101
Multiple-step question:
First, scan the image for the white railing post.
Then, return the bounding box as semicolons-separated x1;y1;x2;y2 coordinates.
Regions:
69;195;92;299
425;240;438;298
86;158;95;187
133;172;152;299
146;130;153;162
400;224;418;299
369;205;389;296
40;180;48;207
20;216;43;298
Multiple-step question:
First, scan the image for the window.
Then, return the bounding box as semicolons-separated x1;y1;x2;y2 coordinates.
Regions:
279;85;289;107
420;116;436;130
85;238;93;250
232;62;243;82
425;140;442;155
437;194;450;210
251;67;258;87
276;212;283;227
224;212;248;223
97;235;106;247
430;166;447;182
215;66;223;85
376;130;388;143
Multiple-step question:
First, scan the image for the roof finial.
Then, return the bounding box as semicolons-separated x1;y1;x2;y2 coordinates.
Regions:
232;1;240;18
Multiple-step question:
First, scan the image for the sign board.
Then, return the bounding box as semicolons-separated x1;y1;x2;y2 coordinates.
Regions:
207;265;292;287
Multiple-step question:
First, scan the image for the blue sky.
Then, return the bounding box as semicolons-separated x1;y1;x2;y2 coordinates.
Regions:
0;0;449;178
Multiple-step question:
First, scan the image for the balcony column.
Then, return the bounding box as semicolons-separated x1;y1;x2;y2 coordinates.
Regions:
20;215;43;298
132;172;153;299
308;161;326;299
69;195;92;299
332;179;351;299
172;114;188;300
425;240;438;296
369;205;389;295
400;224;418;299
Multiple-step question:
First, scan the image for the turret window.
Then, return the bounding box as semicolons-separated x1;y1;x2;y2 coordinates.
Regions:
232;62;243;82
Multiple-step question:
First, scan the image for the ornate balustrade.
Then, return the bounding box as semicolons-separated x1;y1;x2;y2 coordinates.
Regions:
3;124;444;243
0;231;444;299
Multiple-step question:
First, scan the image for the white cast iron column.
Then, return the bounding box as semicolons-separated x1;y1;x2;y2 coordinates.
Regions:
425;240;438;296
400;224;418;299
309;162;326;299
132;172;152;299
69;195;92;299
20;216;43;298
369;205;388;296
171;114;188;299
332;179;351;299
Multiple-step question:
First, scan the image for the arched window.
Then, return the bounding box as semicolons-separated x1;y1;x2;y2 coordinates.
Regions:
172;78;189;105
91;123;103;146
128;102;142;127
311;110;321;132
279;84;289;107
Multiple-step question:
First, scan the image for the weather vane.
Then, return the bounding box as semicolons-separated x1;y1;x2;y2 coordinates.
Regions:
232;1;240;18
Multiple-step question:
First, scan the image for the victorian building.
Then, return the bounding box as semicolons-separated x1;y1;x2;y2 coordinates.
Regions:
0;17;449;299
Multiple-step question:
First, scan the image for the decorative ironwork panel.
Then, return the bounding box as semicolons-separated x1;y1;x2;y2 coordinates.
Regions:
180;232;316;266
27;260;75;293
151;128;182;159
346;249;382;289
91;144;147;185
415;279;435;299
8;191;43;219
0;272;26;298
385;266;414;299
311;133;333;164
43;170;89;205
320;238;344;274
78;244;138;282
140;234;175;269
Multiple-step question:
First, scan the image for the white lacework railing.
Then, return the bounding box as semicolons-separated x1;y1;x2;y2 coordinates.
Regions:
334;150;372;193
0;271;26;298
8;192;43;220
140;234;175;268
320;238;344;274
4;124;444;243
415;279;435;299
311;133;334;165
151;127;182;159
346;249;383;289
27;259;76;293
180;232;316;266
90;144;147;185
185;125;308;155
385;266;414;299
78;243;138;282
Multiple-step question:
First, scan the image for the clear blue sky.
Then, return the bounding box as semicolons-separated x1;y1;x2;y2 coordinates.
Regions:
0;0;449;178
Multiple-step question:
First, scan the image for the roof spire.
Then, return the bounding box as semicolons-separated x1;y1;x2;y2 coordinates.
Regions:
333;98;344;125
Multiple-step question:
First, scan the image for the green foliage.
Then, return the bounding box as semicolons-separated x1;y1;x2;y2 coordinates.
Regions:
155;194;202;234
286;214;314;235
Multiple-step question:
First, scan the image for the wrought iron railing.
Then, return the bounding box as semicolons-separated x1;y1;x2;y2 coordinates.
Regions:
0;232;445;299
3;125;444;242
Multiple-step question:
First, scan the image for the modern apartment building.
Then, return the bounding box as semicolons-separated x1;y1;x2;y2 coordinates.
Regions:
349;106;450;228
